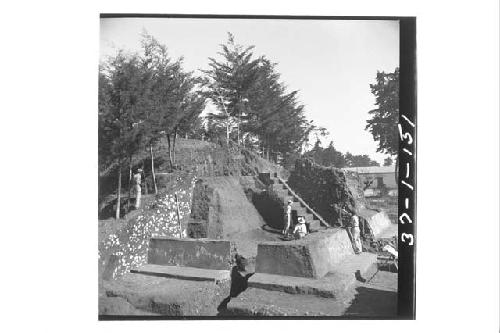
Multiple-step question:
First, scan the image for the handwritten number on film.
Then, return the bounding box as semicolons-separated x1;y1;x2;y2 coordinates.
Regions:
398;115;415;246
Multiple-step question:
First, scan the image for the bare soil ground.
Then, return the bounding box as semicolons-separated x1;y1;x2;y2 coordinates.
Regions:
220;269;397;317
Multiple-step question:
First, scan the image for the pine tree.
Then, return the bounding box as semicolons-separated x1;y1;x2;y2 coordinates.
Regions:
201;33;261;145
140;33;205;177
366;67;399;179
99;52;149;218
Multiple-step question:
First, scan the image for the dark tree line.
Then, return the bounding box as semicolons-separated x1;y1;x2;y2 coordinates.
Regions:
303;140;380;168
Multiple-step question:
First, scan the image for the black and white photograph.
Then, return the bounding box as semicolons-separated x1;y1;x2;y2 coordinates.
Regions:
1;0;499;331
97;15;414;319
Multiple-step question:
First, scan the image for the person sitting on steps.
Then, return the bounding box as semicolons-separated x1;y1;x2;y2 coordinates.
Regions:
293;216;308;239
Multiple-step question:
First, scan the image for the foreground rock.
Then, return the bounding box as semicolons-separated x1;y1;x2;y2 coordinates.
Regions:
100;273;230;316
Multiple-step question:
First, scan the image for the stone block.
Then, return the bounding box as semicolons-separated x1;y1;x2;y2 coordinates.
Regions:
148;238;233;270
307;219;321;231
272;183;285;192
258;173;271;186
255;228;354;279
131;264;230;282
187;220;207;238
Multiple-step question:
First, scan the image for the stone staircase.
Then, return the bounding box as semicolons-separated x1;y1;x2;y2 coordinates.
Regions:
260;172;330;232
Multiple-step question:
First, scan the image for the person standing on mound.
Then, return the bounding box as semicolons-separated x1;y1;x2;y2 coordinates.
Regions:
350;213;363;254
133;168;142;209
283;199;293;235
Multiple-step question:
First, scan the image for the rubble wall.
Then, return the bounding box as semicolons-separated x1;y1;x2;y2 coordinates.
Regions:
287;158;367;225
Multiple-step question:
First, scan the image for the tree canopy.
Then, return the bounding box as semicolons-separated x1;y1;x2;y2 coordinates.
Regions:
98;52;149;169
98;33;206;216
201;33;316;160
365;68;399;156
99;33;205;173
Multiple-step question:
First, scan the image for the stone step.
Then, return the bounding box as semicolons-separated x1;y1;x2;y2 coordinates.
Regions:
131;264;231;282
292;207;308;216
301;213;314;222
223;272;397;317
272;183;285;191
288;215;320;231
279;192;297;201
268;177;327;228
274;189;289;198
222;287;349;316
249;252;378;297
308;219;321;231
291;201;306;210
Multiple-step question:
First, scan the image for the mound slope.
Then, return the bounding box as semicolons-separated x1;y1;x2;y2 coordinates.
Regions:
202;176;266;237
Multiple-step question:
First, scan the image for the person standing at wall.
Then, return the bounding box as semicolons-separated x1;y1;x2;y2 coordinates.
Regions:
283;200;293;235
351;212;363;254
133;168;142;209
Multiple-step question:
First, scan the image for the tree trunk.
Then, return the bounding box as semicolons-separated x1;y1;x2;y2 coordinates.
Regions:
237;120;240;146
127;157;132;211
175;193;182;238
172;128;178;165
150;144;158;194
394;154;399;185
142;166;148;195
226;122;230;145
115;163;122;220
167;134;173;170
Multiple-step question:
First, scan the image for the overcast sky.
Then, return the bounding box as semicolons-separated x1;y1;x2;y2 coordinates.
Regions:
100;18;399;164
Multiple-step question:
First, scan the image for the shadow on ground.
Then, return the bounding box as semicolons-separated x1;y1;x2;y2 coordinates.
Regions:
217;255;255;316
343;286;397;318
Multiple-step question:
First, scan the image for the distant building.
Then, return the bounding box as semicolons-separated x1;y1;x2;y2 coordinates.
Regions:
343;166;397;197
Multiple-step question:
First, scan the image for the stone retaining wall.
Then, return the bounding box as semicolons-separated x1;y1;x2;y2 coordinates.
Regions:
147;238;233;270
254;229;354;278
